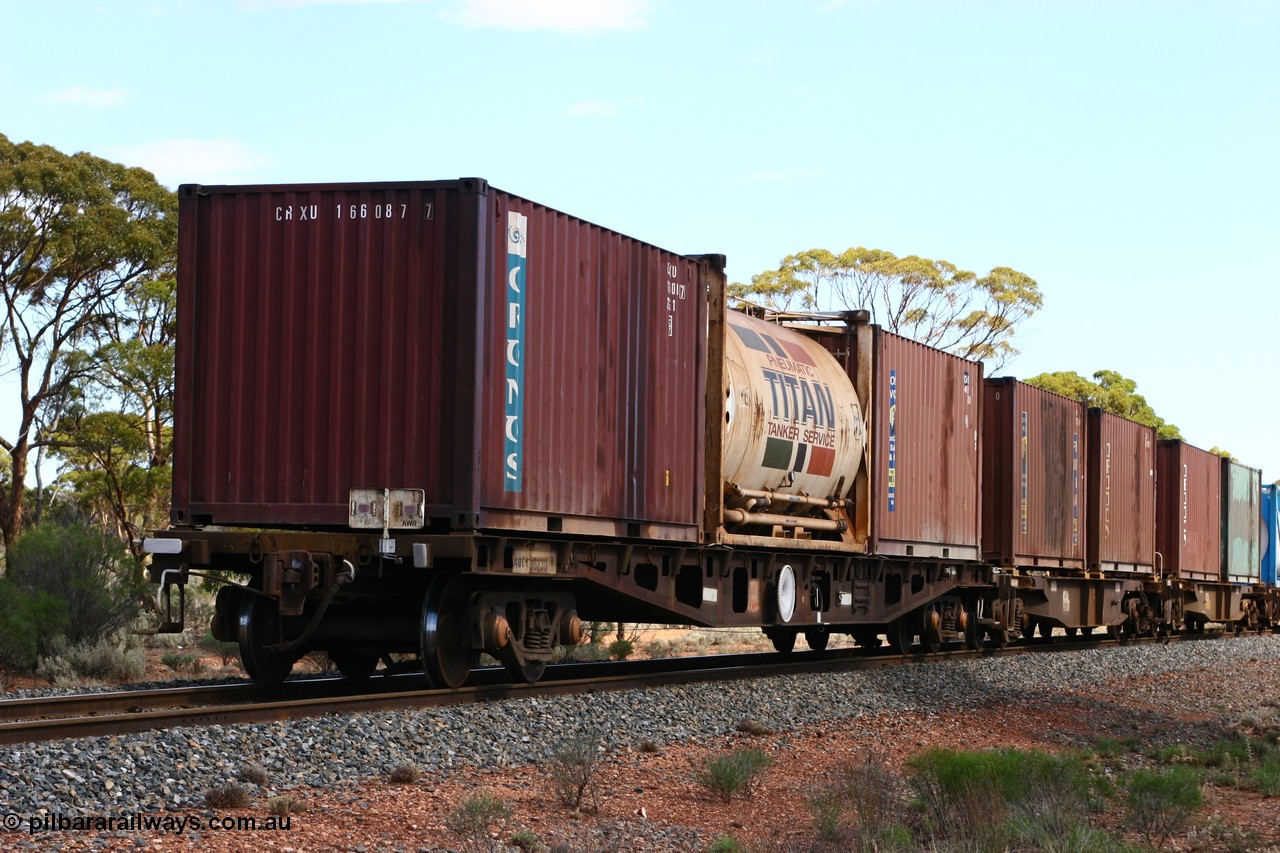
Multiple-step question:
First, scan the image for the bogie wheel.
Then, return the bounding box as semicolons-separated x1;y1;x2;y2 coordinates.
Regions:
887;616;915;654
237;593;296;687
1065;627;1079;639
964;605;982;651
420;574;478;689
767;628;798;654
921;606;943;654
330;651;380;682
987;625;1009;649
804;628;830;652
516;660;548;684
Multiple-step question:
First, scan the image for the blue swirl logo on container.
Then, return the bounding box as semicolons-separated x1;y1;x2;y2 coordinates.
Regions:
504;211;528;492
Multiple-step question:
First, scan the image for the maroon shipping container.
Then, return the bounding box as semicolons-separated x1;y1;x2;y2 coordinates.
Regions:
981;378;1085;569
868;328;982;559
173;180;710;539
1086;409;1156;573
1156;440;1223;579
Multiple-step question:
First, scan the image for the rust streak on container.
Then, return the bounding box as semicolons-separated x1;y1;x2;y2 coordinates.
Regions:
1156;440;1222;580
869;329;982;559
1086;409;1156;574
981;379;1086;570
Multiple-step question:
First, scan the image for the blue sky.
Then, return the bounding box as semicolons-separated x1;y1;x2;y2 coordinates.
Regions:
3;0;1279;478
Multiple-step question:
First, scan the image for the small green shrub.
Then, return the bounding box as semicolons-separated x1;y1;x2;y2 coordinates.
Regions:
0;582;68;670
7;525;146;647
200;630;241;667
735;717;774;736
697;749;773;803
1093;736;1141;758
236;764;270;786
35;634;148;684
388;762;422;784
608;638;634;661
446;792;511;853
1250;754;1280;796
509;828;540;850
265;795;306;816
706;836;745;853
548;728;603;811
203;783;250;809
908;748;1110;853
1125;766;1203;850
809;751;911;850
160;651;203;674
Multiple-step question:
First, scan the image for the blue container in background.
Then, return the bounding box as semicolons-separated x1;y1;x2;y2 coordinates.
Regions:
1262;484;1278;587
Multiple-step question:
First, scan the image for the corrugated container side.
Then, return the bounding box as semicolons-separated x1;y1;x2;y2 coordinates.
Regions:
1086;409;1156;573
1221;459;1262;584
476;192;706;534
869;329;981;558
173;181;481;527
1262;484;1278;587
173;180;706;537
1155;440;1223;580
981;379;1086;568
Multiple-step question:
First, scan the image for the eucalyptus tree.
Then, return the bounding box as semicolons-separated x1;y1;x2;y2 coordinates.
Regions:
728;247;1042;371
0;134;176;554
1024;369;1181;440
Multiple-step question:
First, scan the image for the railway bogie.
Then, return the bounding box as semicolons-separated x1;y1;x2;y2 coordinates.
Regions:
145;178;1280;687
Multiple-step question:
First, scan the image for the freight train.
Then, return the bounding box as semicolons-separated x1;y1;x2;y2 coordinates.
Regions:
143;179;1280;686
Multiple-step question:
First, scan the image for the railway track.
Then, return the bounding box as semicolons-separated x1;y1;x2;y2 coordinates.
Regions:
0;632;1220;746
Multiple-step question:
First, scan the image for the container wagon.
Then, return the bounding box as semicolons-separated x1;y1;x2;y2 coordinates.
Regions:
144;179;1279;685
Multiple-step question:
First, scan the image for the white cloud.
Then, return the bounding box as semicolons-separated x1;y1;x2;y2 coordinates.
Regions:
102;138;270;188
442;0;654;34
35;86;128;107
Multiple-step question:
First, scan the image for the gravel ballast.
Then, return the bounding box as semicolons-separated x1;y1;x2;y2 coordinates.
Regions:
1;633;1278;850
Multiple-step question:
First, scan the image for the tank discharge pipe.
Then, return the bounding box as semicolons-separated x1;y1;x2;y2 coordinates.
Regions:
730;486;849;510
722;508;846;533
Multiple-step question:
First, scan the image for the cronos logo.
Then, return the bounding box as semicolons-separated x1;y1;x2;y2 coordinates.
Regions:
504;212;528;492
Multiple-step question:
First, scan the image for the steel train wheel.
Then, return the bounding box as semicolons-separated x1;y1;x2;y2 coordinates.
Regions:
330;651;380;681
804;627;830;652
237;593;296;687
767;628;798;654
887;616;914;654
516;660;548;683
420;574;477;689
921;606;943;653
964;604;983;650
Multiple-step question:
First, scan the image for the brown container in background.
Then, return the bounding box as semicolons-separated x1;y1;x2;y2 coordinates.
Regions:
868;328;982;559
1156;440;1223;579
1086;409;1156;573
173;179;709;539
981;378;1086;569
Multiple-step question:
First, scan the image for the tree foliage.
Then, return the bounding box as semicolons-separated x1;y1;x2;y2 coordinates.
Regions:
1024;370;1181;439
48;275;176;556
0;133;176;554
4;524;144;655
728;247;1042;369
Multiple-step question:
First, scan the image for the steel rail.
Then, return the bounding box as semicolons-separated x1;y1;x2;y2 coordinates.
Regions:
0;631;1224;746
